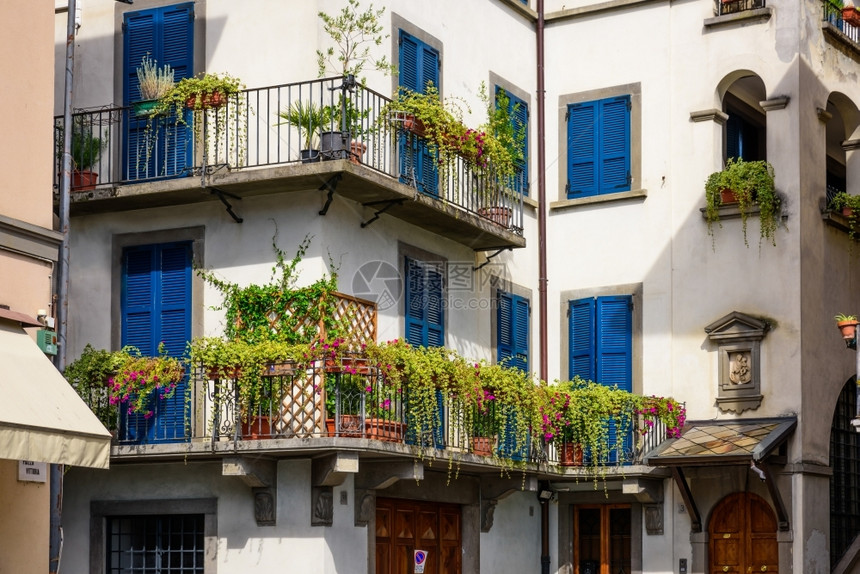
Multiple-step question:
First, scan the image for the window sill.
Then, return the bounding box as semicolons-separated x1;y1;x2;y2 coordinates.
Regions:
698;202;761;221
821;200;853;235
522;196;539;210
550;189;647;211
704;7;772;28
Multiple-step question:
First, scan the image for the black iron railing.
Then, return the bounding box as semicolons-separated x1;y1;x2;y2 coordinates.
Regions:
823;0;860;43
54;76;524;233
714;0;765;16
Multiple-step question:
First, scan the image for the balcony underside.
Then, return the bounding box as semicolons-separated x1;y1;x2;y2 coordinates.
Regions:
66;160;526;251
108;437;668;481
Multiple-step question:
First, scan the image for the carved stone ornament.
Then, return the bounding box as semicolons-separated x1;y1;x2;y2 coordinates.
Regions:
704;311;770;413
253;488;276;527
644;504;664;535
312;486;333;527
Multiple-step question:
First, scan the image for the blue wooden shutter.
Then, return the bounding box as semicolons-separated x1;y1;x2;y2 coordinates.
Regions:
595;295;632;462
123;4;193;181
498;88;529;196
405;258;426;346
599;96;631;194
567;101;598;198
404;258;444;348
398;31;439;195
595;295;632;392
426;264;444;347
498;292;529;372
121;242;191;443
569;298;596;380
398;31;419;92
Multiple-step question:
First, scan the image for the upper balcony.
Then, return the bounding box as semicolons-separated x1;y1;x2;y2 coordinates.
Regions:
822;0;860;53
55;76;526;251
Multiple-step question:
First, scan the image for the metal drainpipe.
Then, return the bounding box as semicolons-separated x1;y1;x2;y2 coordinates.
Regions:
536;1;550;574
51;0;77;571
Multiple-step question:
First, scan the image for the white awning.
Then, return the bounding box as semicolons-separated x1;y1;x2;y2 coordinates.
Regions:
0;322;111;469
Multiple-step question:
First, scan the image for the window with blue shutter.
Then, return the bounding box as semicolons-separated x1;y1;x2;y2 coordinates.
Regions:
403;257;445;447
121;242;191;444
404;257;444;348
398;30;440;195
497;291;529;372
569;295;632;462
123;4;194;181
496;88;529;196
567;95;631;199
725;105;765;162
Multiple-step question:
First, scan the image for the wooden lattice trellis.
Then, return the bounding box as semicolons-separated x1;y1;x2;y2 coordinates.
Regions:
256;291;377;347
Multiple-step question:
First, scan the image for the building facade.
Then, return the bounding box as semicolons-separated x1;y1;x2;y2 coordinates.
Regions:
55;0;860;572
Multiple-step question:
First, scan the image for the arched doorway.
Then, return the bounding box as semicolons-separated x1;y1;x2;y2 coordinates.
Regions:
709;492;778;573
830;377;860;563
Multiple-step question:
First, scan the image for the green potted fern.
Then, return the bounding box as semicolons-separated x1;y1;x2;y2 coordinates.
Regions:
704;158;779;247
829;191;860;243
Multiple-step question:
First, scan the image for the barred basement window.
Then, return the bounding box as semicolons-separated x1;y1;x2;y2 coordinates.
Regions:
107;514;204;573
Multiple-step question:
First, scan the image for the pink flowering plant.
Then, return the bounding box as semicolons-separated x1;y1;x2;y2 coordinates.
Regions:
108;344;184;418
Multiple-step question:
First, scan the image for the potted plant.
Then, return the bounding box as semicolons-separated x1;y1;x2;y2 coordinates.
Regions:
835;314;859;339
278;101;332;163
68;118;106;191
704;157;779;247
133;54;174;116
829;191;860;243
316;0;397;83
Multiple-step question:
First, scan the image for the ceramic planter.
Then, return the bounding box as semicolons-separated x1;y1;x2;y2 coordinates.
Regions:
471;436;495;456
185;91;227;110
71;169;98;191
240;415;272;440
837;320;859;340
559;443;583;467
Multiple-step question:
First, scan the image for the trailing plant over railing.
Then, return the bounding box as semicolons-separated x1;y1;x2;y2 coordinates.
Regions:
197;233;342;345
64;343;185;423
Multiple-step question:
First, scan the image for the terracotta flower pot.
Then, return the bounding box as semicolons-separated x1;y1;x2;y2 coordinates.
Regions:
471;436;495;456
365;418;406;442
837;320;859;340
402;114;427;137
241;415;271;440
71;169;98;191
349;141;367;165
325;415;363;437
478;206;512;228
843;6;860;26
719;188;738;205
185;91;227;110
559;443;583;467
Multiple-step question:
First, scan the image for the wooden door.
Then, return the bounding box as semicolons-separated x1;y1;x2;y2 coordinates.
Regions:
709;492;778;574
572;505;631;574
376;498;461;574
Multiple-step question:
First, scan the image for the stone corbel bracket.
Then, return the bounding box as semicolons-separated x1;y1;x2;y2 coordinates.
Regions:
311;452;360;527
354;460;425;527
480;475;537;533
222;456;278;527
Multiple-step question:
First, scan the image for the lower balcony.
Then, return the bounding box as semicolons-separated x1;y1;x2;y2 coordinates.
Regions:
83;356;671;477
55;76;525;251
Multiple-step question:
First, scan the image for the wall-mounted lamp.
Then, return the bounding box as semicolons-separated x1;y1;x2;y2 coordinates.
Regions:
537;488;554;502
